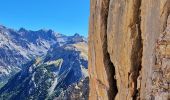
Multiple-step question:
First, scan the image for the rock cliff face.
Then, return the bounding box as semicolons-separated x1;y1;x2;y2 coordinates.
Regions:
88;0;170;100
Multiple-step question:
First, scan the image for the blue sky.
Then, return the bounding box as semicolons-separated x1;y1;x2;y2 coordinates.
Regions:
0;0;90;37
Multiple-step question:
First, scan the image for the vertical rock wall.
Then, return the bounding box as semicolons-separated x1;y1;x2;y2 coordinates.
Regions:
88;0;170;100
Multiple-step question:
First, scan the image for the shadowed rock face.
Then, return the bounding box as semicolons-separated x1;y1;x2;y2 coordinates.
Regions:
88;0;170;100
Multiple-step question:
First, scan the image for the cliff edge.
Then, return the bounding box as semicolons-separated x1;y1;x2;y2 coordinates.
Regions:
88;0;170;100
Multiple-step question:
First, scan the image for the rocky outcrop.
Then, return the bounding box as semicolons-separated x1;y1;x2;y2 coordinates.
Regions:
88;0;170;100
56;77;89;100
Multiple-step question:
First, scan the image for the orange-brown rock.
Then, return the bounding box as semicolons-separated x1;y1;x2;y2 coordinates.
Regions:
88;0;170;100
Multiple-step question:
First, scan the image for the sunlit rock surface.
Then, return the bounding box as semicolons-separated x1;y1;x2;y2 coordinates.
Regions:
88;0;170;99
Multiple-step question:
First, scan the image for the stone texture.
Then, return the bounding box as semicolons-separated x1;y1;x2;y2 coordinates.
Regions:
88;0;170;100
88;0;117;100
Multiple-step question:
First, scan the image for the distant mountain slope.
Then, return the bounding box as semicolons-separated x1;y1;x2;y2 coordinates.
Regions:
56;77;89;100
0;38;88;100
0;25;87;85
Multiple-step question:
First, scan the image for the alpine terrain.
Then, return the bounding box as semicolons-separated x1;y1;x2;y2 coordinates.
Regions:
0;25;89;100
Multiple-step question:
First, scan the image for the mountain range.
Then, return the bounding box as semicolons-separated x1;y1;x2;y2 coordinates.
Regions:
0;25;88;99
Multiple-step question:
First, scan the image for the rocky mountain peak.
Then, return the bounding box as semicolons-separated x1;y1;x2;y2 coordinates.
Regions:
0;25;88;89
18;27;27;32
74;33;81;37
0;33;88;99
0;25;6;29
